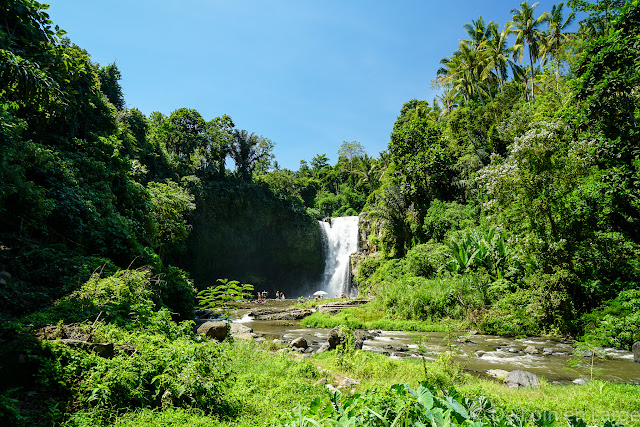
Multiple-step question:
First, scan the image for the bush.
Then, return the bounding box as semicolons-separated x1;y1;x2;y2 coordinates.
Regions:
372;275;487;322
422;200;477;242
355;256;382;285
399;242;448;278
581;288;640;349
480;287;545;336
43;319;232;419
153;265;195;321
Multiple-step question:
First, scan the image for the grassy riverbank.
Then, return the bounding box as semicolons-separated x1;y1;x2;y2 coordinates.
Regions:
64;338;640;427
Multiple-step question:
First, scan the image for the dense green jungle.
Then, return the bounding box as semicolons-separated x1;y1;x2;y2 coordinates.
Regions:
1;0;640;425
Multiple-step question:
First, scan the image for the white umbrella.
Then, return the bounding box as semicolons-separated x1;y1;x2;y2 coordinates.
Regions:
313;290;328;296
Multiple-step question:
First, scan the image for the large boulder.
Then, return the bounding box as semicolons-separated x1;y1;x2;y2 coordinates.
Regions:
328;326;347;349
633;341;640;363
229;323;253;336
504;370;540;389
197;321;229;341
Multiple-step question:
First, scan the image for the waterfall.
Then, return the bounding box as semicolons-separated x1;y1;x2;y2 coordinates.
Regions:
318;216;359;298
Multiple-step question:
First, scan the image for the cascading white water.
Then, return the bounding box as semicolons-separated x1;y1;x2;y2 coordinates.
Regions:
318;216;359;298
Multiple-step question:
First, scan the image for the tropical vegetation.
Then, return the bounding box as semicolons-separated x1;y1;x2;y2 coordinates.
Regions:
1;0;639;425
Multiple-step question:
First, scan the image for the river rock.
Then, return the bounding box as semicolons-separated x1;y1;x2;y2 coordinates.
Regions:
633;342;640;363
229;323;253;336
542;348;554;356
196;321;229;341
507;346;520;353
328;326;343;349
504;370;540;389
325;384;339;393
524;345;540;355
316;343;331;354
487;369;510;379
338;377;360;388
290;337;308;349
314;377;328;386
250;308;314;321
573;378;589;385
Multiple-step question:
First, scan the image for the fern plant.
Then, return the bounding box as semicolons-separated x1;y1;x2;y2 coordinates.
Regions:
197;278;254;311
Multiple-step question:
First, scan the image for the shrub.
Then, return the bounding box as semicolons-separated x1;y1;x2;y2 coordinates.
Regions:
43;323;233;419
399;242;448;278
581;288;640;349
422;199;477;242
152;265;195;321
372;275;487;322
480;287;545;336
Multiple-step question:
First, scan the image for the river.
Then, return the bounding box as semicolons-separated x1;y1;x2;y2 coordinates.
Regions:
228;306;640;385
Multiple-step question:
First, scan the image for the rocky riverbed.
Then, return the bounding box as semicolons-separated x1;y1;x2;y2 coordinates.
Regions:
194;300;640;385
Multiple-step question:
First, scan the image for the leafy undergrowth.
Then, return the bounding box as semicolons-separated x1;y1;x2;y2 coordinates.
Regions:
281;381;637;427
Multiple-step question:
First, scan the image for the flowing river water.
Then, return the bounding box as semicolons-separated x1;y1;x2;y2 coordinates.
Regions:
228;304;640;385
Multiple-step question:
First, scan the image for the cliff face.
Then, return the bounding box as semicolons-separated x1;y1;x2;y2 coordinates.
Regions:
349;211;383;292
182;180;324;295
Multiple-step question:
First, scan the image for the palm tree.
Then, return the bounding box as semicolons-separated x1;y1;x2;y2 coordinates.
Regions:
457;40;489;106
230;129;261;181
483;23;516;93
462;17;495;104
368;184;413;257
435;90;459;120
509;1;550;102
541;2;575;85
436;54;472;103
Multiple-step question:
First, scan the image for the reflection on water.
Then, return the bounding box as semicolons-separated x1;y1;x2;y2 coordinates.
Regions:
233;313;640;384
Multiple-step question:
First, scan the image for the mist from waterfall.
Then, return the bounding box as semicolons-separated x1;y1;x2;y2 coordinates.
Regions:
318;216;359;298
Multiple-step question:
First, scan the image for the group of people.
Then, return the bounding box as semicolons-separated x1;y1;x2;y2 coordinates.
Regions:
254;290;286;301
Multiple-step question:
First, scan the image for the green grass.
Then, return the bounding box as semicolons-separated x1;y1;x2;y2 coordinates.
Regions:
458;378;640;427
301;306;465;332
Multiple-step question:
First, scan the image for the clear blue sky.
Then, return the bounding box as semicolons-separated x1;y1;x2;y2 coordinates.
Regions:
47;0;575;170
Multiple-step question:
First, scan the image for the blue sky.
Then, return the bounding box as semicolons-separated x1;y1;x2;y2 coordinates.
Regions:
48;0;574;170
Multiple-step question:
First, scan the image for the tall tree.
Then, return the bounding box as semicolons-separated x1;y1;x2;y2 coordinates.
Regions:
230;129;274;181
509;1;550;102
541;2;575;85
166;108;206;158
389;100;452;206
337;140;366;174
202;114;234;178
97;62;125;110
